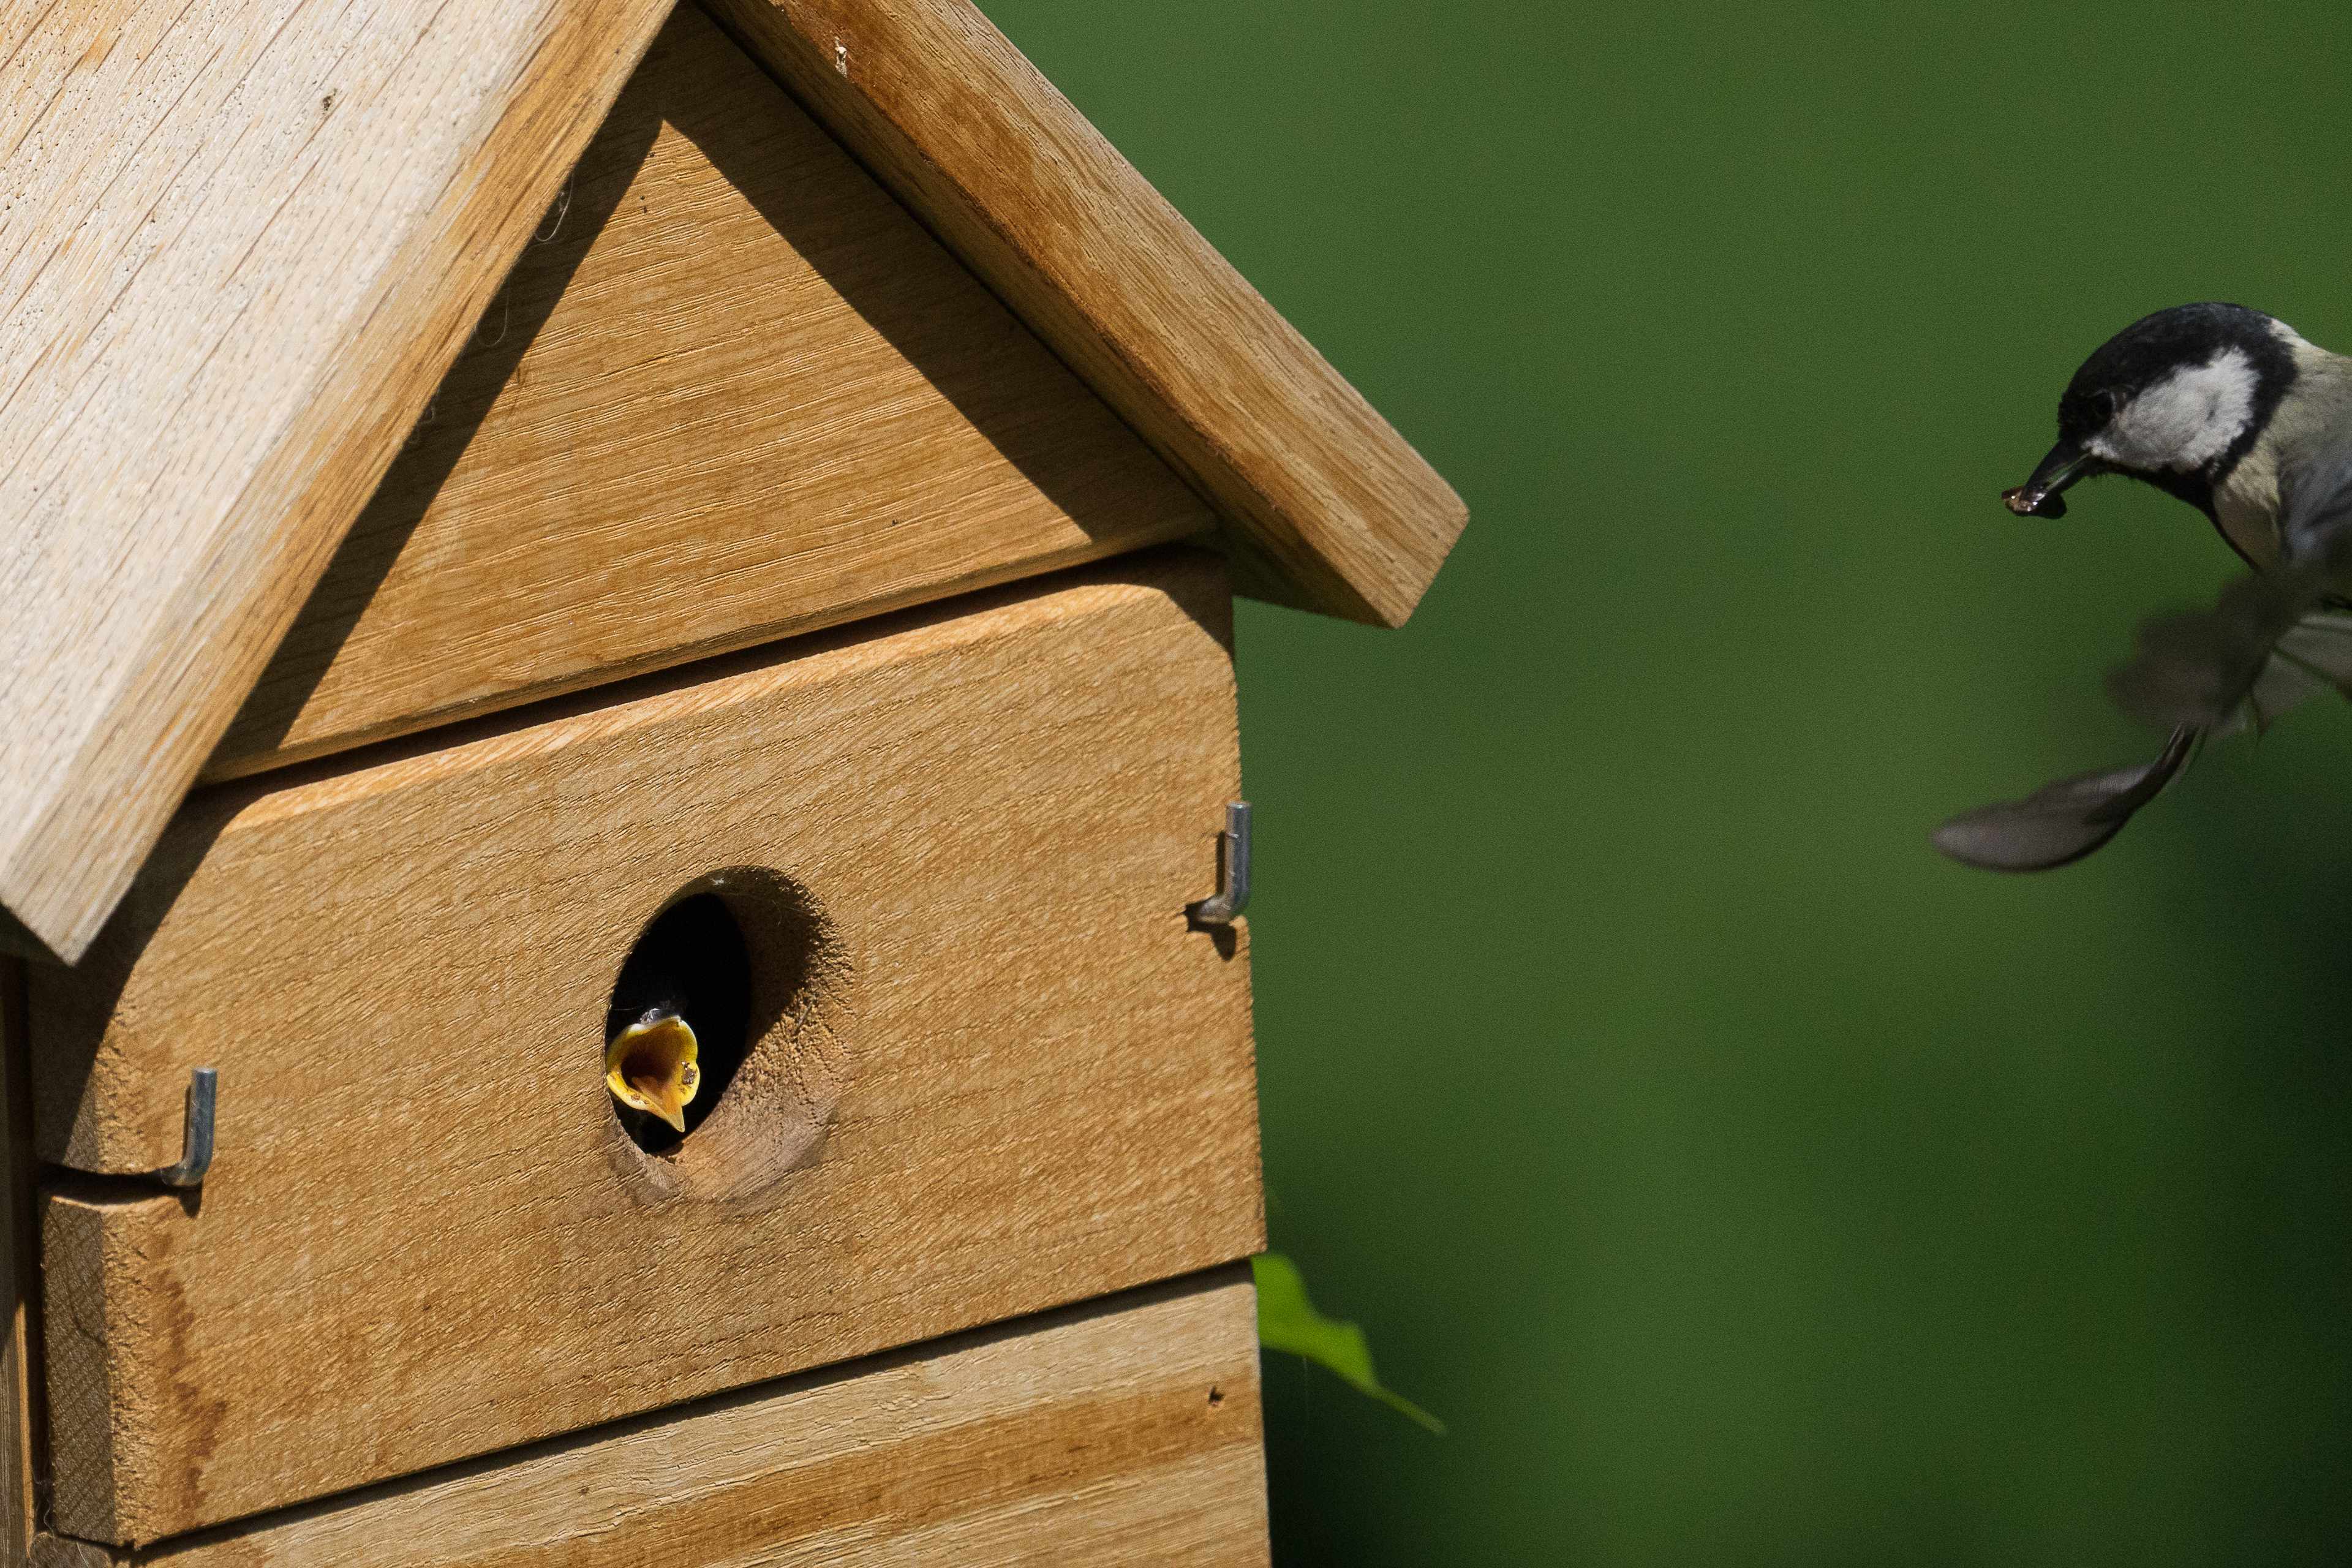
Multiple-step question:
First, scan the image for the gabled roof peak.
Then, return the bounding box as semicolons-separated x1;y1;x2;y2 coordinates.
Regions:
0;0;1463;961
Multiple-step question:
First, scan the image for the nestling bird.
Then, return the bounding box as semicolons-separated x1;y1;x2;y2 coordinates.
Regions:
1937;302;2352;870
602;891;750;1150
605;1009;701;1135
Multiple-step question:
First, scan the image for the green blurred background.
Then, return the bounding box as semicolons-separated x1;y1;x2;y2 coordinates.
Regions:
979;2;2352;1561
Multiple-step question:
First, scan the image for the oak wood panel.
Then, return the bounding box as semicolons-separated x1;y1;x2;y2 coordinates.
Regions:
29;1271;1268;1568
206;7;1214;783
699;0;1468;629
32;552;1261;1544
0;0;676;965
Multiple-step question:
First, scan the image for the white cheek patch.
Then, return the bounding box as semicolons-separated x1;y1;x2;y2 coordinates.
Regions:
2090;347;2258;472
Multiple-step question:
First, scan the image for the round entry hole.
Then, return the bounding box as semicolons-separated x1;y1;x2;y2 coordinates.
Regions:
601;867;853;1205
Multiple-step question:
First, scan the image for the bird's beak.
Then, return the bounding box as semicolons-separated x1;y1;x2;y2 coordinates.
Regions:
2002;440;2100;519
605;1013;701;1134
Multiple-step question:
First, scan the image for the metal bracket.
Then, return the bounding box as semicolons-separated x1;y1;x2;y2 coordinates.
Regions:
146;1068;217;1189
1188;802;1252;926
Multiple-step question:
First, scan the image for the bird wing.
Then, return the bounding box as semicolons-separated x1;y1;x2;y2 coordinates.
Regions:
2106;447;2352;734
2105;575;2339;733
1931;726;2195;872
1936;448;2352;873
2280;443;2352;565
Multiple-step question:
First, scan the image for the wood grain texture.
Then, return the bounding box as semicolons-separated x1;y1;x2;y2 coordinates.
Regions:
0;0;675;963
207;7;1214;783
28;1270;1268;1567
699;0;1468;628
32;552;1261;1544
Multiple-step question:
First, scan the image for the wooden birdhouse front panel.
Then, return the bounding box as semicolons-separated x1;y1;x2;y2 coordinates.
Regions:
29;553;1260;1546
23;1274;1265;1568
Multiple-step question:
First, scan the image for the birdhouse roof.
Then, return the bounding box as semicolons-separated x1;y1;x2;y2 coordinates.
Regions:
0;0;1466;963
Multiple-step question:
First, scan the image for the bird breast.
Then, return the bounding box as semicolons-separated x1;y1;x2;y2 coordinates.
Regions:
2213;440;2283;568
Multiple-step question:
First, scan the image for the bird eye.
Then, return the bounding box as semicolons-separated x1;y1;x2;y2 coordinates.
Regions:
2092;387;2122;420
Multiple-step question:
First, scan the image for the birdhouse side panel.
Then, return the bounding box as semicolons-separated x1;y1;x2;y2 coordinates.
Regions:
207;6;1215;785
32;551;1261;1545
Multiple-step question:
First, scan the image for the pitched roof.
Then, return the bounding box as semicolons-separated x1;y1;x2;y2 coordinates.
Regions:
703;0;1468;624
0;0;1465;962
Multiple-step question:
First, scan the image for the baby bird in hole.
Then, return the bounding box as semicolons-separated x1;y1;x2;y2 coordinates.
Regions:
1937;301;2352;870
603;891;753;1148
605;1009;701;1138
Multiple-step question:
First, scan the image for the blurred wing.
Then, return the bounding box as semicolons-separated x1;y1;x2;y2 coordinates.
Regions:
1931;727;2195;872
1940;445;2352;873
2245;611;2352;729
2278;443;2352;567
2105;447;2352;734
2272;611;2352;687
2105;571;2315;733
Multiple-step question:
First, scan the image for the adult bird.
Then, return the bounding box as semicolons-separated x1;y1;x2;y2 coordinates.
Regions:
1937;302;2352;870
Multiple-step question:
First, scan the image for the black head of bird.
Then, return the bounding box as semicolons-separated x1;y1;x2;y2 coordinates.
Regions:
2000;302;2320;566
1937;303;2352;871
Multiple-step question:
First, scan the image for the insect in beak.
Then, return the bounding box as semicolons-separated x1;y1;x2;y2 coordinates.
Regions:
2003;440;2100;518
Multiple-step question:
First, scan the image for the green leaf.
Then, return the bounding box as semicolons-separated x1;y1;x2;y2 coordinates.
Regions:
1251;1252;1445;1434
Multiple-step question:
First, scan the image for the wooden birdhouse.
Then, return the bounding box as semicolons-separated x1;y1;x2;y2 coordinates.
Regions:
0;1;1464;1561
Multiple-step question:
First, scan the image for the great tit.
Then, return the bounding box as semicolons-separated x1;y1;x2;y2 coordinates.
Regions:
1936;302;2352;870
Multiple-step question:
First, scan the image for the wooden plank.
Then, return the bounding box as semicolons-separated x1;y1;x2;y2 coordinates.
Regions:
28;1270;1267;1568
699;0;1468;629
31;552;1262;1544
206;7;1215;783
0;0;676;963
0;962;38;1561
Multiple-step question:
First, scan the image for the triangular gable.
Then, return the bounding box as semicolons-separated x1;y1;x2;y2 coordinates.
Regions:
210;7;1213;780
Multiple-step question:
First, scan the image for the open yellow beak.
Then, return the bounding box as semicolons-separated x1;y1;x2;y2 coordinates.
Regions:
605;1012;701;1133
